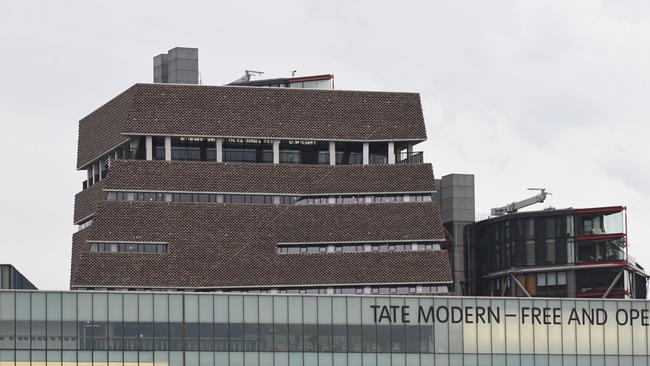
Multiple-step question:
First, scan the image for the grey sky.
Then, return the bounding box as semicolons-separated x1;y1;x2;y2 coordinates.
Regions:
1;1;649;290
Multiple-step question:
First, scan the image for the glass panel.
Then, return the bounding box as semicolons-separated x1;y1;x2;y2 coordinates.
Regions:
92;293;108;351
0;293;15;350
532;299;548;356
198;295;213;352
448;299;463;353
61;294;77;350
169;295;183;351
213;295;228;352
46;292;62;349
274;297;288;352
15;294;30;350
244;295;259;352
590;299;605;356
505;298;519;354
259;296;274;352
317;297;332;352
390;297;406;353
375;297;391;354
547;300;563;355
618;301;633;356
462;298;477;354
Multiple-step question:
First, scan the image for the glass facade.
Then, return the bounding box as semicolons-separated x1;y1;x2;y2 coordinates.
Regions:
1;291;650;365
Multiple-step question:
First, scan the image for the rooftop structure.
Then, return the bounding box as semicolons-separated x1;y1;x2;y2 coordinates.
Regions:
153;47;199;84
228;73;334;89
72;82;451;294
0;264;36;289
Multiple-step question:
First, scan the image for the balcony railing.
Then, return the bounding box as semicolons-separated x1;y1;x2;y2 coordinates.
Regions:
335;152;363;165
395;151;423;164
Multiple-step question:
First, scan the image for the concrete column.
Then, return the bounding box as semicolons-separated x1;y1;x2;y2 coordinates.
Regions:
87;167;93;185
216;138;223;162
388;142;395;164
362;142;369;165
273;140;280;164
91;163;96;184
328;141;336;166
145;136;153;160
407;143;413;155
164;137;172;161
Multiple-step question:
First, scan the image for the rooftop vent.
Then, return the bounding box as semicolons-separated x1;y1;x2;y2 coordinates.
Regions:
153;47;199;84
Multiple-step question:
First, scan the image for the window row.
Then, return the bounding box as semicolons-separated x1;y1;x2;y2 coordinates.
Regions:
88;243;168;254
276;242;442;254
106;191;433;206
0;321;439;353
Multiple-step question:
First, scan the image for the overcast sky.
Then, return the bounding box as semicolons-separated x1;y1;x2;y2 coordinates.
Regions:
1;1;649;290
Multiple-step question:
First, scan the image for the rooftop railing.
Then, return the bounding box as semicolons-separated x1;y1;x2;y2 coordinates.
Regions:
396;151;424;164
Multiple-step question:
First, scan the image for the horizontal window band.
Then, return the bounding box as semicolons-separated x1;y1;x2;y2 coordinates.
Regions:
105;191;434;205
277;242;443;255
88;242;168;254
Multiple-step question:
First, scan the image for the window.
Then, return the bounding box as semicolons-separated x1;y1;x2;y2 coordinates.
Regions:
88;242;167;254
277;242;441;254
535;271;568;297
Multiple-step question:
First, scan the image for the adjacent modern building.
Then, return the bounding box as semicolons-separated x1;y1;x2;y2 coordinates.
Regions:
72;81;451;295
465;206;649;299
0;265;36;290
228;73;334;90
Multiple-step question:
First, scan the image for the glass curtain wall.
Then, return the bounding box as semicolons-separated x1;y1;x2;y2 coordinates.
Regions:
1;291;650;365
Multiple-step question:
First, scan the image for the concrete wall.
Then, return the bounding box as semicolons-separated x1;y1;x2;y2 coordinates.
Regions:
434;174;475;295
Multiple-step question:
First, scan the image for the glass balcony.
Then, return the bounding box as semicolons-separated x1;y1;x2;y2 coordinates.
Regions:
576;237;626;263
395;151;424;164
576;209;624;236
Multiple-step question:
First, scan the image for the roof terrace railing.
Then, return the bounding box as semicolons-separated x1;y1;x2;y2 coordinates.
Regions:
396;151;424;164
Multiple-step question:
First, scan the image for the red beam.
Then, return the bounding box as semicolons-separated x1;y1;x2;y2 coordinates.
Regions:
576;289;628;297
575;233;625;241
574;206;624;214
288;74;334;83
